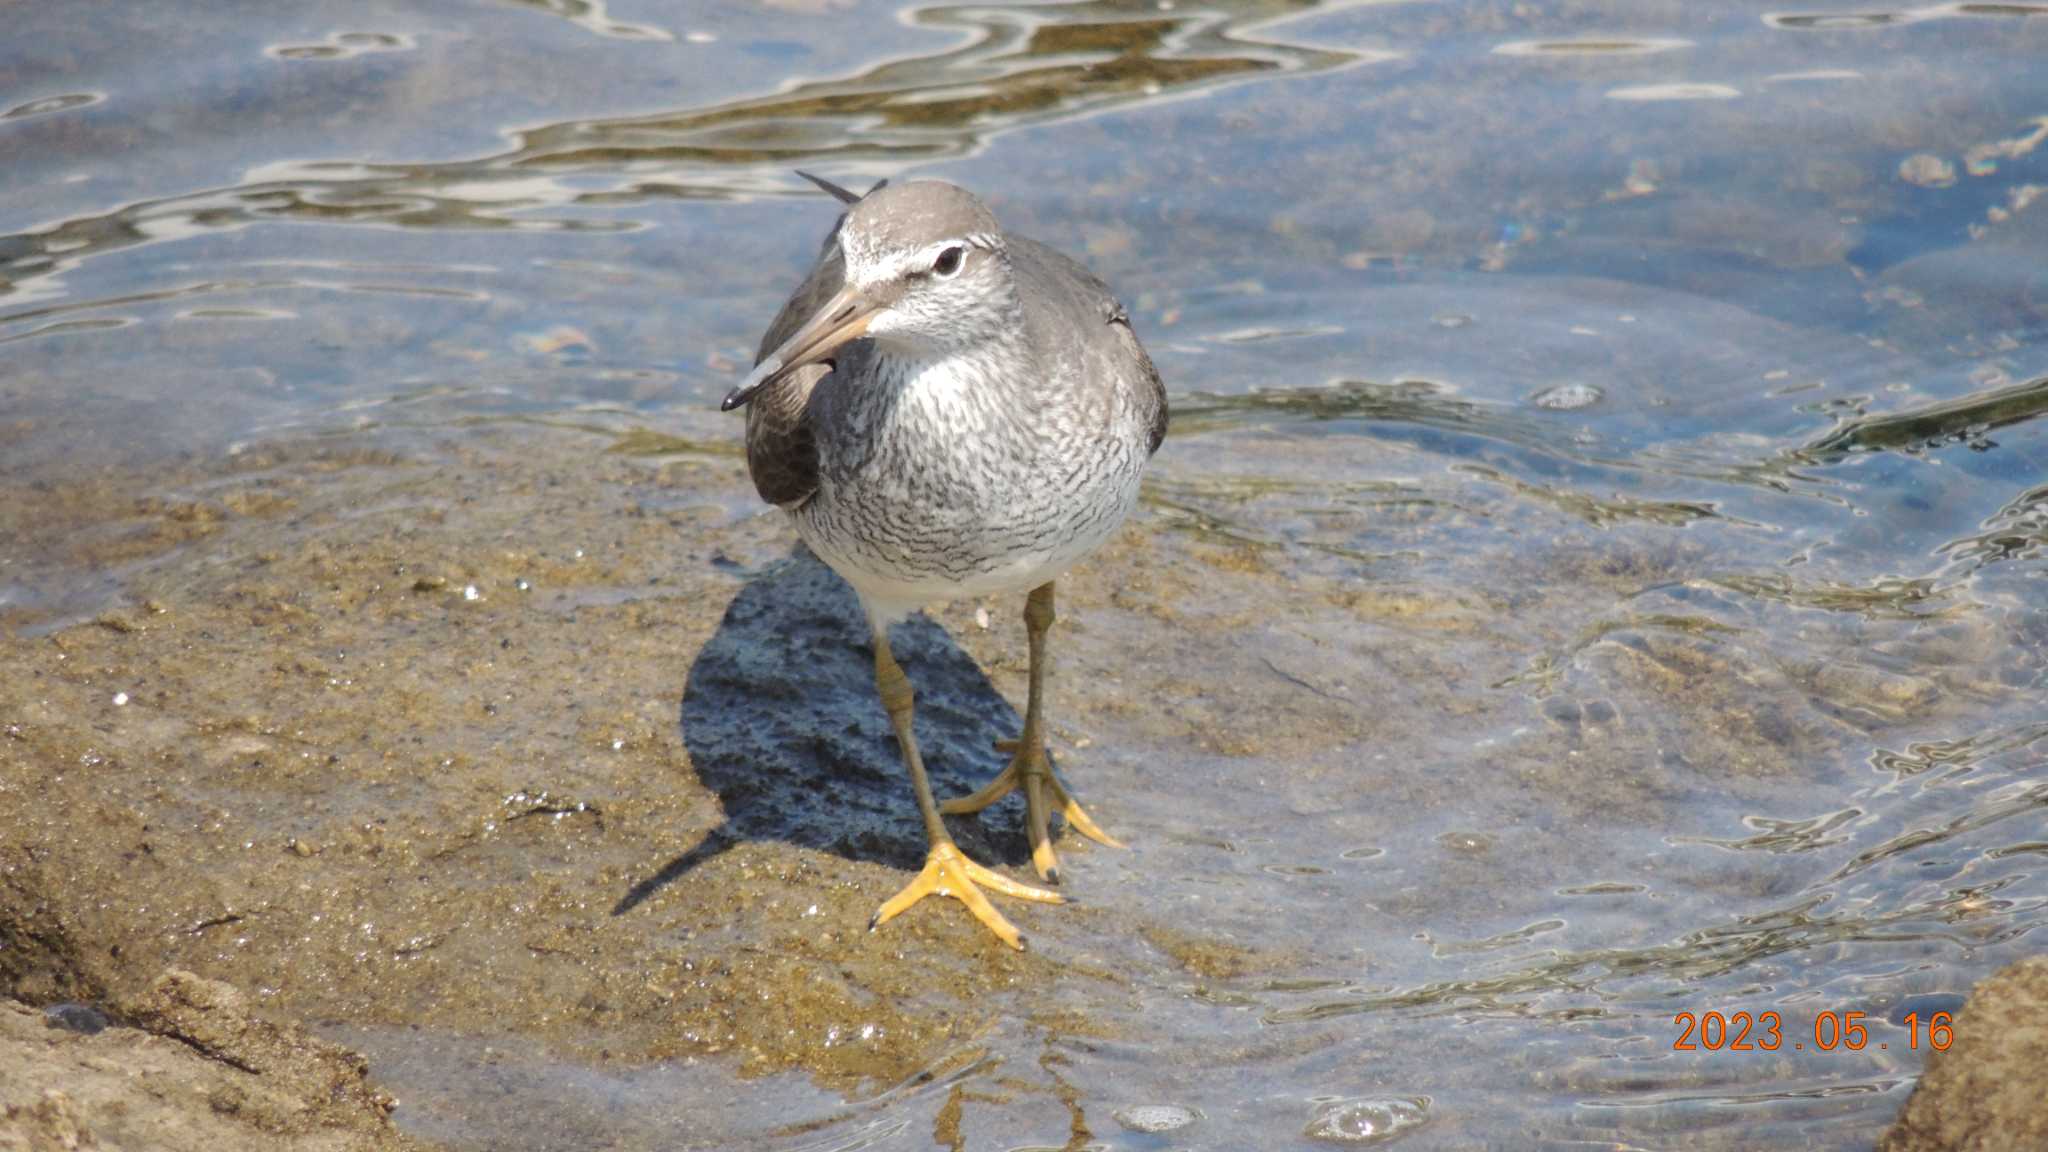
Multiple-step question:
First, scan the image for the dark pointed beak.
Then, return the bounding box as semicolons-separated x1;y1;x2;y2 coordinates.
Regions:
721;284;880;411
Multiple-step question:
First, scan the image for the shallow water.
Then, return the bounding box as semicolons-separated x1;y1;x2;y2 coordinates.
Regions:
4;1;2046;1149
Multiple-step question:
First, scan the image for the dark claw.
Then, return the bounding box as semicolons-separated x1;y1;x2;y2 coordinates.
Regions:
1044;867;1060;886
866;915;880;932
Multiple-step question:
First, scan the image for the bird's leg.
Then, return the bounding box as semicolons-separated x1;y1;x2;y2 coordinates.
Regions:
868;630;1061;950
940;581;1123;883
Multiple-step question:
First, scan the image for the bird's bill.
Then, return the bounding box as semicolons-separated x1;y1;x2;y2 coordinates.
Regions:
721;285;879;411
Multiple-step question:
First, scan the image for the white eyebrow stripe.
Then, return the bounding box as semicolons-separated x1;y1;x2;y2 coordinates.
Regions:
846;233;1004;287
916;240;961;266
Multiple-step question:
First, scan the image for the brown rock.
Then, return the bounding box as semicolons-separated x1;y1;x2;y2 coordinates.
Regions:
119;971;398;1134
1881;956;2048;1152
0;849;100;1008
1;1089;98;1151
0;986;428;1151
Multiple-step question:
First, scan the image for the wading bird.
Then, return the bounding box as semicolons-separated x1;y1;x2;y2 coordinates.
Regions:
721;174;1167;948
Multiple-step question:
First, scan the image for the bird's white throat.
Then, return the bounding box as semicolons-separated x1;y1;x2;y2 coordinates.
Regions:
868;339;1028;432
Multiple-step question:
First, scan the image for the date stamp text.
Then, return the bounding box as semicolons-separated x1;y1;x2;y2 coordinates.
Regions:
1672;1010;1953;1052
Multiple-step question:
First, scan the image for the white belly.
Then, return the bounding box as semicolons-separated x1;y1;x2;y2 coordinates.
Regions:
797;461;1141;626
796;346;1153;627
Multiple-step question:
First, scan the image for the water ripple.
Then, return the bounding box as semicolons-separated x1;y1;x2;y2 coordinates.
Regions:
1606;83;1742;102
1765;2;2048;29
1492;37;1692;57
1;92;104;121
266;31;415;60
0;0;1375;305
1800;375;2048;461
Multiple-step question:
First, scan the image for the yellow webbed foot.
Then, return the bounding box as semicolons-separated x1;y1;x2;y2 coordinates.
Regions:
870;840;1063;950
940;738;1124;883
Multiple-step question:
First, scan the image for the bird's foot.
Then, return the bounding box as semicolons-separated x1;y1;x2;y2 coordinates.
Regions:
939;737;1124;882
870;840;1062;950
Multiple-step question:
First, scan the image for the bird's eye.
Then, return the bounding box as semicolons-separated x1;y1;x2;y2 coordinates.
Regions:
932;245;965;278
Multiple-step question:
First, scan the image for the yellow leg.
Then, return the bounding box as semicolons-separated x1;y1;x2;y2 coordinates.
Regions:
940;582;1124;883
869;631;1061;950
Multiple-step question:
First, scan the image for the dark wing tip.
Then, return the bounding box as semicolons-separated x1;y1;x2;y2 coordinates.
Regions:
793;170;892;205
794;170;863;205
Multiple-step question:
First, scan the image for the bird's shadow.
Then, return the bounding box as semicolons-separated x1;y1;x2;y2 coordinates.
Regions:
613;547;1029;915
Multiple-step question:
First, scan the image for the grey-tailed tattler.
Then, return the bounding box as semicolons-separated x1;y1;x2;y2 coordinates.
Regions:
722;173;1167;949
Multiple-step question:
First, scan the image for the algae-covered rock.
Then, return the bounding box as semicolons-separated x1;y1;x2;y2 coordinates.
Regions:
1881;956;2048;1152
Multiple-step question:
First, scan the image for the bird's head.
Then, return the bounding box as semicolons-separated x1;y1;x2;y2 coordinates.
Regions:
723;180;1015;412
